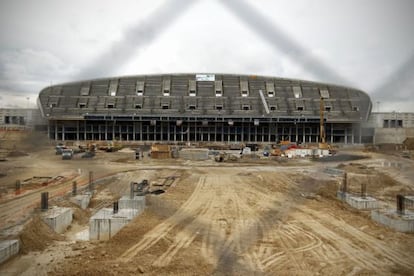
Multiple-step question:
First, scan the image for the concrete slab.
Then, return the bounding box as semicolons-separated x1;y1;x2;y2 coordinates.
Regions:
89;208;137;240
41;206;73;233
371;209;414;233
0;240;19;264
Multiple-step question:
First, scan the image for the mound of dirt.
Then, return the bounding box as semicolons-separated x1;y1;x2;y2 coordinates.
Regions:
19;215;64;254
403;138;414;150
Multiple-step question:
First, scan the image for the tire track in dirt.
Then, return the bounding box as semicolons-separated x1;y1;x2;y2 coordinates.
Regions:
300;208;414;270
294;211;382;271
118;175;206;262
152;185;216;267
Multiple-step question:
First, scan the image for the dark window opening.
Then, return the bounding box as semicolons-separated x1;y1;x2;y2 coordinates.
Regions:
136;90;143;96
135;104;142;109
241;91;248;96
79;103;87;108
297;106;304;111
4;116;10;124
383;120;389;128
188;105;196;110
215;91;222;97
189;90;196;96
216;105;223;110
49;103;57;108
162;104;169;109
163;90;170;95
268;91;274;97
107;104;115;109
352;106;359;111
325;106;331;112
242;104;250;110
270;106;276;111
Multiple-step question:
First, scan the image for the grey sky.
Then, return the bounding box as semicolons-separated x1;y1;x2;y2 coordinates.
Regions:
0;0;413;112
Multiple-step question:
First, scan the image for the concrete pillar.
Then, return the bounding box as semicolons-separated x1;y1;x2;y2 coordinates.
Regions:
397;195;405;215
113;201;119;214
89;171;94;191
361;183;367;199
54;121;58;141
47;121;50;139
342;172;348;193
76;121;79;141
72;181;77;196
41;192;49;211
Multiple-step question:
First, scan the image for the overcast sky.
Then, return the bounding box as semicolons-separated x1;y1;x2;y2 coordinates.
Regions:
0;0;413;112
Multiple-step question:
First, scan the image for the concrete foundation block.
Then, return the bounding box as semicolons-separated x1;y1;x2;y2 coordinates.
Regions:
119;196;145;215
89;208;137;240
179;149;209;160
70;193;92;209
41;206;73;233
346;196;379;209
371;209;414;233
0;240;19;264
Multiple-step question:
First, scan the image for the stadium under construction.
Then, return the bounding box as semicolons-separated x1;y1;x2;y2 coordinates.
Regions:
37;73;373;144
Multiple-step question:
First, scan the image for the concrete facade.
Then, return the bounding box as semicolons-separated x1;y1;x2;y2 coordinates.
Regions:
41;207;73;233
0;108;45;130
363;112;414;144
0;240;19;264
37;73;372;144
372;128;414;144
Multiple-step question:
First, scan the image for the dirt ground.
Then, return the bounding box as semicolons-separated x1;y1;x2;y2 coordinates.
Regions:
1;131;414;275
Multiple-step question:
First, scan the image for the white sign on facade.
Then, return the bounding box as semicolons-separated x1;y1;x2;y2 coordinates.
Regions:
196;74;215;81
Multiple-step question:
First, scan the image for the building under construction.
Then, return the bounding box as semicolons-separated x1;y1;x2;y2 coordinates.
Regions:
37;73;372;144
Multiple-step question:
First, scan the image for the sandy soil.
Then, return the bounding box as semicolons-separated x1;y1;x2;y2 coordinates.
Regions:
48;167;414;275
1;131;414;275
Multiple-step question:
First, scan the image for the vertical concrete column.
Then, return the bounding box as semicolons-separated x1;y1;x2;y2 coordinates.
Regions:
342;172;348;193
113;201;119;214
15;180;21;194
361;183;367;199
130;182;135;199
72;181;77;196
397;194;405;215
89;171;94;192
41;192;49;211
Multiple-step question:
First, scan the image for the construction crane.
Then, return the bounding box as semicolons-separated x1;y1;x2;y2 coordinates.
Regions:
319;97;326;145
319;96;336;154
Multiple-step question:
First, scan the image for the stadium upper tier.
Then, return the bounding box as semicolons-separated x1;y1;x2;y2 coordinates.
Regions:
38;73;371;122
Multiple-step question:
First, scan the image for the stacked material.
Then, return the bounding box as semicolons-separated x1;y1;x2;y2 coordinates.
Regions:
151;144;171;159
179;148;209;160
